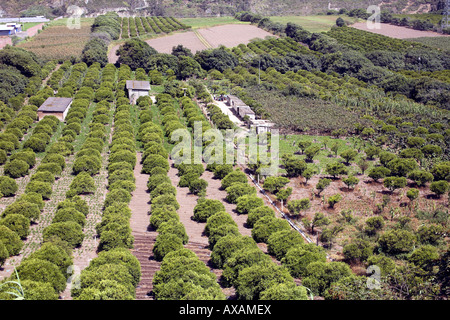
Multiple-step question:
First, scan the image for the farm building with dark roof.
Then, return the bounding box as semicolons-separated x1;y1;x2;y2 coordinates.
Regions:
37;97;73;121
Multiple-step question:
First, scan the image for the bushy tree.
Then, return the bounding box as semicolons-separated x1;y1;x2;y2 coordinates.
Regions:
302;261;352;296
17;258;66;293
42;221;84;248
281;243;327;278
153;233;184;261
0;214;30;239
252;216;291;243
193;199;226;222
378;229;416;255
235;195;264;215
267;230;304;260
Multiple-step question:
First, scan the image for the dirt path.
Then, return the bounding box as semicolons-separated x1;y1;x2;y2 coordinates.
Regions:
129;153;151;234
202;168;252;237
128;152;160;300
167;159;208;245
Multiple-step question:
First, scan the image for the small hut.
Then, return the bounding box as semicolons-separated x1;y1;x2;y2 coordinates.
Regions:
37;97;73;121
126;80;151;105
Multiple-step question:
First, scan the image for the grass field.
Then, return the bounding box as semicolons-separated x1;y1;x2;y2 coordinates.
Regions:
269;15;361;33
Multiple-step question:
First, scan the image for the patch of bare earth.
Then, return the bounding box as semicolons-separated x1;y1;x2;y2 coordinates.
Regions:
129;153;160;300
351;22;449;39
146;31;208;55
197;24;276;48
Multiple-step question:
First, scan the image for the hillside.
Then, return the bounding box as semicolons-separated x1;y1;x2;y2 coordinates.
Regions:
0;0;441;18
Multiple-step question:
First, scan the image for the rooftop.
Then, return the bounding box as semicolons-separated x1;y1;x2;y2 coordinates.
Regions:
38;97;73;112
126;80;151;91
228;95;248;106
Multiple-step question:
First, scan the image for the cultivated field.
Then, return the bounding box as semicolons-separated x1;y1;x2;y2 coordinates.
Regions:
17;19;92;61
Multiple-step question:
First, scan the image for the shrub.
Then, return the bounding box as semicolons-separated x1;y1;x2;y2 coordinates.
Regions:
252;216;291;243
301;261;352;296
430;180;449;198
208;224;240;249
16;280;59;300
142;154;169;174
281;243;327;278
153;233;184;261
221;170;248;189
17;192;45;210
225;183;256;203
104;188;132;207
73;155;101;176
193;199;226;222
246;206;275;228
0;225;22;256
149;205;179;230
71;263;135;299
157;220;189;245
188;178;208;195
267;229;304;260
0;214;30;239
0;176;18;196
42;221;84;248
327;193;343;208
25;180;52;199
210;235;258;268
69;172;96;195
235;195;265;215
149;182;176;201
30;171;55;184
378;229;416;255
4;159;29;178
109;180;136;193
36;163;63;177
235;261;295;300
151;194;179;211
408;170;434;187
23;136;47;153
98;225;134;251
204;211;237;237
287;198;311;216
343;239;373;262
10;150;36;168
109;150;137;168
221;248;272;287
17;258;66;293
383;176;407;193
24;242;73;276
53;208;86;227
2;200;40;221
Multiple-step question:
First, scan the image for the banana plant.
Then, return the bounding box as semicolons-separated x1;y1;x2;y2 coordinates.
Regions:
0;267;25;300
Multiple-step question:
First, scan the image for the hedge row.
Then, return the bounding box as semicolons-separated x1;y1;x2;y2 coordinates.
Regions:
147;92;224;300
72;64;142;300
0;63;96;299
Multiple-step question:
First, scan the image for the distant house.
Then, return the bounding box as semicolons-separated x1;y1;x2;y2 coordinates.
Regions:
37;97;73;121
249;119;275;134
0;23;21;36
126;80;151;104
226;95;255;121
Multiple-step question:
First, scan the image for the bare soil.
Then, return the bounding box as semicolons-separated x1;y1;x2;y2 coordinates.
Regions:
197;24;276;48
351;22;449;39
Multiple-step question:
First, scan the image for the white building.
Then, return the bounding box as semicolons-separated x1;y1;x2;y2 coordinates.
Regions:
126;80;151;105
